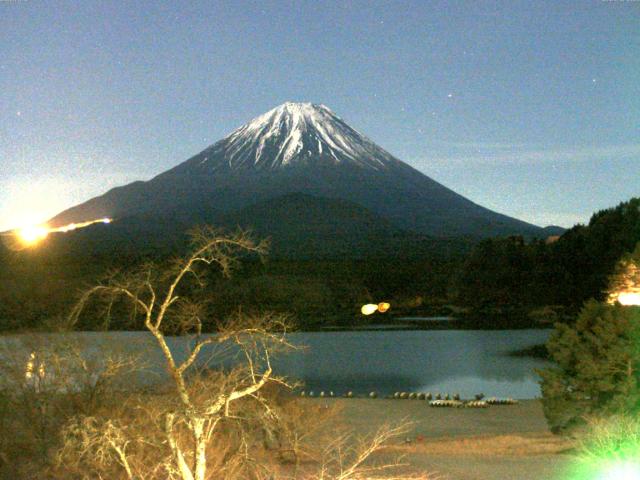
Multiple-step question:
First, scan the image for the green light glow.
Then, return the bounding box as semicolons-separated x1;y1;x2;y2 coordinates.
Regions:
597;461;640;480
562;414;640;480
566;460;640;480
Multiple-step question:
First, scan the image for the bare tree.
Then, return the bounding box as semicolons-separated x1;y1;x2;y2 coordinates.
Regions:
68;227;296;480
60;227;434;480
313;423;429;480
0;332;145;478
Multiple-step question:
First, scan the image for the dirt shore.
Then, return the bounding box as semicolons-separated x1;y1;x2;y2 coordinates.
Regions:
306;398;576;480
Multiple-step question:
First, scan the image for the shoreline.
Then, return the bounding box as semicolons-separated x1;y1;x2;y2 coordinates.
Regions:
1;321;554;335
316;398;574;479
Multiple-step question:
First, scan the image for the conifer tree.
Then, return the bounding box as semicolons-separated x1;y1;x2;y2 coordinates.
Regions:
540;242;640;432
539;300;640;432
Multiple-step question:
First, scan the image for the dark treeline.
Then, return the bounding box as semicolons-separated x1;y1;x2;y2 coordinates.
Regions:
0;245;463;331
1;197;638;332
455;198;640;324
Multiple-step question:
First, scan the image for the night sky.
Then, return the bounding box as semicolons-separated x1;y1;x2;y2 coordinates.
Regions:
1;0;638;231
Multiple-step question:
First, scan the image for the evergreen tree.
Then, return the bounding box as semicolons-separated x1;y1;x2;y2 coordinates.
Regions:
539;300;640;432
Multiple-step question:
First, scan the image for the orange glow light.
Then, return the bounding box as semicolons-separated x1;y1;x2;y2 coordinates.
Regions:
17;224;49;246
11;217;113;249
616;292;640;307
377;302;391;313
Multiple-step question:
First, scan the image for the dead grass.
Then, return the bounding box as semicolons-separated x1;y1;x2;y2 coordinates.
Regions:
386;433;574;457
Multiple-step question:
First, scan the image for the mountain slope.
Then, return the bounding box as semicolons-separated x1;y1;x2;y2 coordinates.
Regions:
50;102;543;239
222;192;403;258
33;193;473;260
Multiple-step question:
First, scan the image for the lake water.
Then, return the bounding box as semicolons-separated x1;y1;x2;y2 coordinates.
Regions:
0;329;551;399
272;330;551;399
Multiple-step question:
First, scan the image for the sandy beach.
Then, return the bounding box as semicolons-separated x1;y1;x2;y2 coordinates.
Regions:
306;398;575;480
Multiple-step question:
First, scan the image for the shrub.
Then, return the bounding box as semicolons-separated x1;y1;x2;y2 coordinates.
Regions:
568;415;640;480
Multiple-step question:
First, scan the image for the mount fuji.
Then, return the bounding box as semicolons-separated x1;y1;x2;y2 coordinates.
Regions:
50;102;544;253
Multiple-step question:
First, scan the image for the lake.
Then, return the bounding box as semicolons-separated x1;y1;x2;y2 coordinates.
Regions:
0;329;551;399
272;329;551;399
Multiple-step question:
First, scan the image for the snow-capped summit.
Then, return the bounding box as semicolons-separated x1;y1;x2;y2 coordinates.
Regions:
174;102;400;172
